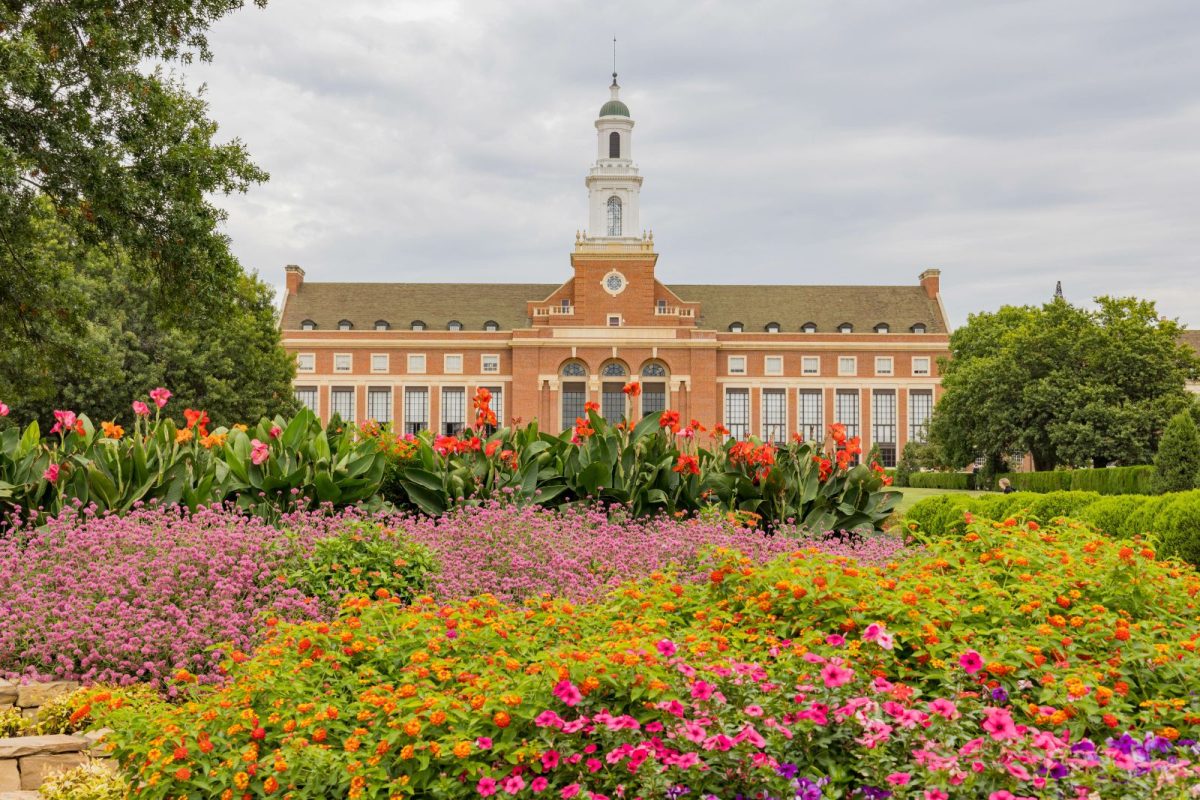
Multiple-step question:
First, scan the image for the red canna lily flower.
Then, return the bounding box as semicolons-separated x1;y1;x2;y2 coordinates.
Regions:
672;454;701;475
622;382;641;397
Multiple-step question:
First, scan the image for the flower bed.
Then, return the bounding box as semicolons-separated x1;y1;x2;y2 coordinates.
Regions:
84;516;1200;798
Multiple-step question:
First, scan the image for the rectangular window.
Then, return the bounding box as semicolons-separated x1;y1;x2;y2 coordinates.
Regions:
872;389;897;467
333;353;352;373
727;356;747;375
835;389;860;441
764;356;783;376
725;388;750;440
642;382;667;417
330;387;355;422
875;356;894;376
797;389;823;443
484;386;503;429
909;389;933;444
370;353;389;373
801;356;820;376
296;353;315;373
762;388;786;442
481;354;500;374
601;382;625;424
444;354;463;374
441;387;466;434
294;386;318;413
608;315;621;327
403;387;429;435
838;356;857;376
367;387;392;423
912;357;931;376
561;381;586;432
407;354;426;374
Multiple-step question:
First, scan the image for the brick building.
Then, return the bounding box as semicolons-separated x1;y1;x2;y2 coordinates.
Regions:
279;76;952;466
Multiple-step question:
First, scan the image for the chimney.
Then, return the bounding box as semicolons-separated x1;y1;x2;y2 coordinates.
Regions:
919;268;940;299
285;264;305;295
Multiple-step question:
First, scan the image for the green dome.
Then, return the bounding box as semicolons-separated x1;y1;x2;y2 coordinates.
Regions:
599;99;630;117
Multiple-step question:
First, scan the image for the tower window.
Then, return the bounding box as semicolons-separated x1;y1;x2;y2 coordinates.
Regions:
609;131;620;158
606;196;622;236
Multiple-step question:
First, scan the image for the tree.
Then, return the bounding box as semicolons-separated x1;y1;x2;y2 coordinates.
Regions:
1;0;269;378
1152;412;1200;494
930;296;1200;471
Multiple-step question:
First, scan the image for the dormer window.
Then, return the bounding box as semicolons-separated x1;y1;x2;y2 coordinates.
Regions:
874;322;890;334
765;322;780;333
300;319;316;331
338;319;353;331
801;322;817;333
448;320;463;331
484;320;499;332
729;322;744;333
911;323;927;334
374;320;390;331
838;322;854;334
411;320;426;331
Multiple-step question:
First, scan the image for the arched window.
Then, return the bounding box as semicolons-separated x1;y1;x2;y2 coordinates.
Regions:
874;322;889;334
411;320;426;331
600;361;628;377
606;196;622;236
609;131;620;158
374;320;390;331
801;322;817;333
728;322;744;333
300;319;316;331
641;362;667;378
765;322;781;333
910;323;927;334
838;322;854;334
448;320;463;331
338;319;353;331
484;320;499;332
561;361;587;377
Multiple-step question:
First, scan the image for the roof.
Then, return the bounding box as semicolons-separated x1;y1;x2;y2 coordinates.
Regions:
599;99;630;117
669;284;948;334
1181;330;1200;356
281;281;948;334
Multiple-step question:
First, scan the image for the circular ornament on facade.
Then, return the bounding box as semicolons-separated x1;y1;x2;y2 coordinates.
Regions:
602;270;627;296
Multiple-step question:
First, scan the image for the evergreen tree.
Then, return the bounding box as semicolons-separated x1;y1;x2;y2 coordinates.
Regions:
1152;411;1200;494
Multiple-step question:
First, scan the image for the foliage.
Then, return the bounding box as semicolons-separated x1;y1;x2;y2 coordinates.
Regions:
996;465;1156;495
285;522;436;610
35;686;98;735
1156;491;1200;568
0;401;385;520
1153;411;1200;494
1025;490;1103;522
1076;495;1153;538
0;0;269;376
88;517;1200;799
905;471;974;490
38;760;129;800
385;389;898;531
0;705;29;736
930;296;1200;471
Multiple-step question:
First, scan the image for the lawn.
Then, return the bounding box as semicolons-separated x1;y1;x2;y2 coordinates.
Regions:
891;484;985;517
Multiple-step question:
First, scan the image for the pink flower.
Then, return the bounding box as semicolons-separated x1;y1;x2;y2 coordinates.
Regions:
132;401;151;417
820;663;854;688
476;737;493;749
541;750;560;770
477;777;497;796
149;387;171;409
690;680;714;700
269;425;283;439
501;775;525;795
959;650;984;674
553;679;583;707
0;402;8;417
928;698;960;720
825;633;845;646
886;773;911;786
561;786;581;799
531;777;548;793
925;792;949;800
42;463;60;483
656;638;677;657
744;704;764;717
876;631;895;650
250;439;270;466
981;707;1019;741
988;793;1016;800
51;410;76;435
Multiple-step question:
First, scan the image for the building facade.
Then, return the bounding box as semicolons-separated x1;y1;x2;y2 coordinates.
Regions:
279;77;952;466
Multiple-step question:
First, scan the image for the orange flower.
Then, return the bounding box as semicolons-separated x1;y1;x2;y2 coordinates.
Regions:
622;381;641;397
659;410;681;432
673;455;700;476
453;741;471;758
175;428;193;444
493;711;511;728
100;421;124;439
264;776;279;794
829;423;847;445
174;767;191;781
584;401;600;413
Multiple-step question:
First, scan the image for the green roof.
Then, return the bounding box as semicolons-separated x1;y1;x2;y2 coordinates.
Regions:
599;99;630;117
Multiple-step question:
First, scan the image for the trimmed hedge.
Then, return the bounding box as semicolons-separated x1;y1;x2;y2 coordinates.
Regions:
903;487;1200;565
994;465;1154;496
906;472;975;490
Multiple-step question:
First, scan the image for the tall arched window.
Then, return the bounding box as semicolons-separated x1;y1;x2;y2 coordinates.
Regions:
606;196;622;236
609;131;620;158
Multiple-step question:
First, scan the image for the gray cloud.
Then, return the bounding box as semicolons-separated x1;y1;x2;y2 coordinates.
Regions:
184;0;1200;326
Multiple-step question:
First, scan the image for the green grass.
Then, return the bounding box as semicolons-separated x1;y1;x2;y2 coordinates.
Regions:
890;486;984;517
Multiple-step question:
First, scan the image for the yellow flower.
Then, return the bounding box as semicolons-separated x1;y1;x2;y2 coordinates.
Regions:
233;423;248;432
175;428;193;444
101;421;124;439
453;741;471;758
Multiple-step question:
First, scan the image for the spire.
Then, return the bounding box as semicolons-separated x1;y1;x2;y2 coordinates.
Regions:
612;36;618;88
1054;280;1064;300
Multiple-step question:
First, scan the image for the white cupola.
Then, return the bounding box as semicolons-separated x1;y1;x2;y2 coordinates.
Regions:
584;74;643;241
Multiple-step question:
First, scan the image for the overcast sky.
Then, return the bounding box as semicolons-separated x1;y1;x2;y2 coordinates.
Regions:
183;0;1200;327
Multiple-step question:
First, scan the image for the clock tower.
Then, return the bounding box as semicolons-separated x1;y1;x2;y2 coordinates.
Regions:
584;74;643;241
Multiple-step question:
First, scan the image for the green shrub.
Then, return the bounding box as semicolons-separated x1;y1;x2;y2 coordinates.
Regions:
907;472;974;490
0;706;30;737
1076;495;1152;538
38;761;128;800
35;687;94;735
904;493;977;538
1026;491;1102;522
286;522;436;607
1126;499;1164;537
985;492;1042;520
995;466;1154;496
1153;411;1200;494
1156;491;1200;565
